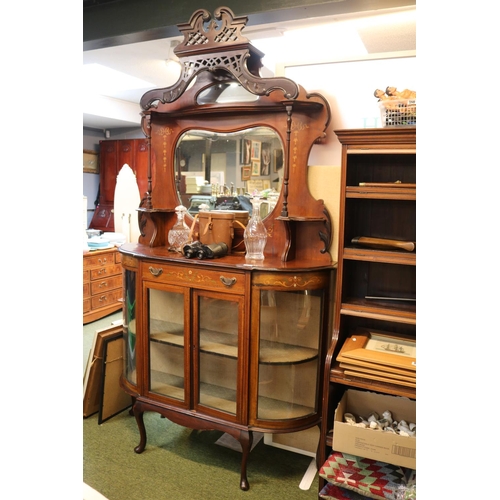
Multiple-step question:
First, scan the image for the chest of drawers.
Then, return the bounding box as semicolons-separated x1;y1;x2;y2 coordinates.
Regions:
83;247;123;324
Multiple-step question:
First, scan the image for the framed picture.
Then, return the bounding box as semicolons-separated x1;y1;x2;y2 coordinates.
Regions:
251;140;261;160
262;180;271;190
98;332;133;424
240;139;252;165
241;166;251;181
340;363;417;387
83;149;99;174
342;368;416;388
273;149;283;172
251;160;261;176
83;323;124;418
336;328;416;371
246;179;264;194
260;142;271;176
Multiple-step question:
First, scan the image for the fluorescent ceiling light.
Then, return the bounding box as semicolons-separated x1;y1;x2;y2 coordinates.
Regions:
83;63;155;96
254;22;367;71
252;8;415;71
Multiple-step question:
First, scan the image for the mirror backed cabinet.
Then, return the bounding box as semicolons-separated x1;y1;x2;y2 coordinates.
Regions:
118;6;335;490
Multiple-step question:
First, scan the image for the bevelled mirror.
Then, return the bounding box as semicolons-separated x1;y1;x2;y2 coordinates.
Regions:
175;126;283;217
137;6;332;261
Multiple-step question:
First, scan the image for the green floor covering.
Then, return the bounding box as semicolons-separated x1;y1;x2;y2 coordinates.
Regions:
83;313;320;500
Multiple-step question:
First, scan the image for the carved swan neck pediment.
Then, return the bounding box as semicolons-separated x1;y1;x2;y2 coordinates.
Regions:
140;6;299;110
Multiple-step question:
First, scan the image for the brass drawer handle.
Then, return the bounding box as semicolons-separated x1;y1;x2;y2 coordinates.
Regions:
149;266;163;277
220;276;237;287
98;258;108;265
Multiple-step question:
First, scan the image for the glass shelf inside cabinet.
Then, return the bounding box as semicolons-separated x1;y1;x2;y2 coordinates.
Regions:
198;294;240;415
148;289;185;401
257;289;324;420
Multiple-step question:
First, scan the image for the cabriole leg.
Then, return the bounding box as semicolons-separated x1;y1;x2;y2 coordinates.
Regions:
133;404;147;454
238;430;253;491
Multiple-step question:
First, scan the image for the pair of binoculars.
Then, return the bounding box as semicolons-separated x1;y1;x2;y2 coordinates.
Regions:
183;241;228;259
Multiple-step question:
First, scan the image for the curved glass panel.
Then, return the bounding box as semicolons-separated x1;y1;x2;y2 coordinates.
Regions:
175;127;284;217
257;288;324;421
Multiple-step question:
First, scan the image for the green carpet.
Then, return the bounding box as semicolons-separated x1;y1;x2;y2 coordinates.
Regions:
83;313;320;499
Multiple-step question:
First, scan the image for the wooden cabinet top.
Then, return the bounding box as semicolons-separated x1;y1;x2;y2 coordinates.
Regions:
335;127;416;146
119;242;335;274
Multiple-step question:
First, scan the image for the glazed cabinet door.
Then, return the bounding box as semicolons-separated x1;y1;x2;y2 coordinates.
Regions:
145;282;190;407
123;269;137;388
137;261;248;421
193;290;246;423
250;271;331;429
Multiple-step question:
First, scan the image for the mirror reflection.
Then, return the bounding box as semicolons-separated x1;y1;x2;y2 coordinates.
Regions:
176;127;284;218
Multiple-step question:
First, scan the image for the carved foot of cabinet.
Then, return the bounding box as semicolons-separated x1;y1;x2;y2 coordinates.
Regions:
237;430;253;491
133;402;147;454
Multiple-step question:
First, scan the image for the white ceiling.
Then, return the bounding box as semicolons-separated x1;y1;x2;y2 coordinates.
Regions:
83;7;416;131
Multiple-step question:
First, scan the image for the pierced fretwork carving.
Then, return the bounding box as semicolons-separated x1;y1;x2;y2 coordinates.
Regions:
140;7;299;110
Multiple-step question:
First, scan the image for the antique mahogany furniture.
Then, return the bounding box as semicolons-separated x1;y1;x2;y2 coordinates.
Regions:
89;139;148;232
317;127;416;493
83;247;122;324
118;7;335;490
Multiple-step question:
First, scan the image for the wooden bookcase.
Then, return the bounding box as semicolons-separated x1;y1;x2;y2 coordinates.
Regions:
318;127;416;492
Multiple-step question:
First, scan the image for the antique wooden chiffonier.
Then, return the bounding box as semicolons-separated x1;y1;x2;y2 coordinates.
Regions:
118;6;336;490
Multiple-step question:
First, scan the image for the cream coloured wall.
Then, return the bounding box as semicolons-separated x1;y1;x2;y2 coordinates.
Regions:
308;165;341;262
291;53;416;260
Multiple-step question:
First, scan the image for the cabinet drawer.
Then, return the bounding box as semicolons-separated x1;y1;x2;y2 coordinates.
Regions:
83;269;90;283
84;252;116;269
90;288;122;310
90;275;122;295
83;282;90;298
142;262;245;294
90;264;122;280
83;298;91;314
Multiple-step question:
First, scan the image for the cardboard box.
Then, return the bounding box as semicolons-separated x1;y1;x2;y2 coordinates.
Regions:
333;389;416;469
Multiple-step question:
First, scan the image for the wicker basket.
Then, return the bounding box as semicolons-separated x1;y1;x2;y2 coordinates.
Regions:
379;99;416;127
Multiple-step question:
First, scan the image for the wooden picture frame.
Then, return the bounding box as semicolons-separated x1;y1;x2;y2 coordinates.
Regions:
273;149;283;172
339;362;416;383
338;358;415;377
251;160;261;176
260;142;271;176
83;323;123;418
83;149;99;174
336;329;416;371
241;166;251;181
342;369;416;388
240;139;252;165
251;140;261;160
98;332;133;424
246;179;264;194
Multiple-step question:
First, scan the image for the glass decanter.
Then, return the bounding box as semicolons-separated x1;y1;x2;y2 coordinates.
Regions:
168;205;190;252
244;197;267;261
